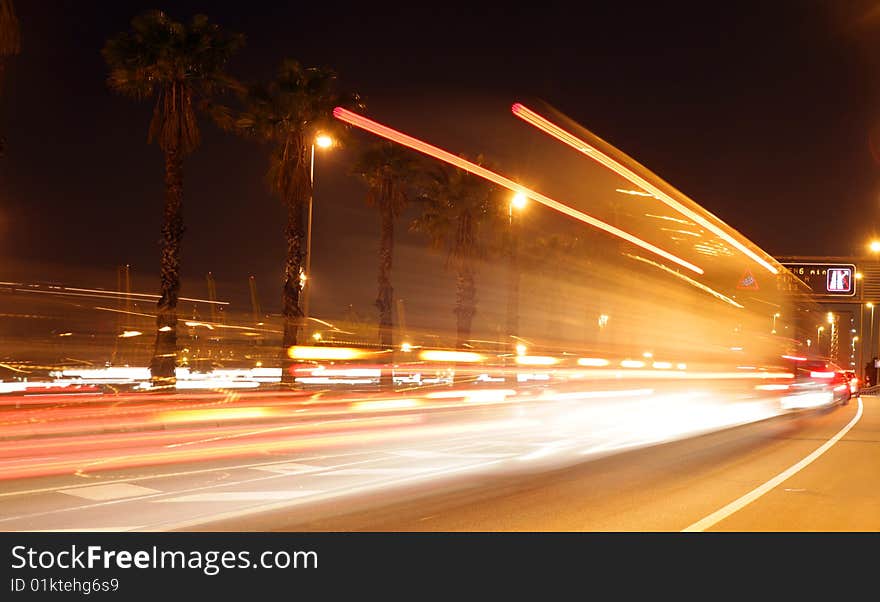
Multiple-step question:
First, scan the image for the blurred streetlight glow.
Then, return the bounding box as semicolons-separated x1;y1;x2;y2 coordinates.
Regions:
511;192;528;210
315;134;334;148
870;240;880;253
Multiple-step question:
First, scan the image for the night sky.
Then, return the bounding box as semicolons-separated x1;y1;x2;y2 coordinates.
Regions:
3;0;880;314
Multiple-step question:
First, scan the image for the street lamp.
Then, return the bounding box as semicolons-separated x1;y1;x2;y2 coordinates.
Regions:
771;312;780;334
302;133;334;331
506;191;527;351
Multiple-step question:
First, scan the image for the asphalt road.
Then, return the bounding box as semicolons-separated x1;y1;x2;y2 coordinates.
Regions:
0;389;869;532
209;395;871;532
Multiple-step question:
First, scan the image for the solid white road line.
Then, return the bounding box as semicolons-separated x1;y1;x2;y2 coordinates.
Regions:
682;397;864;532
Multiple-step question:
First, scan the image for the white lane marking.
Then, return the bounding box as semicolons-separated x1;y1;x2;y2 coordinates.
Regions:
142;458;505;531
0;457;381;525
0;430;502;499
682;397;863;532
0;449;374;499
156;491;321;503
164;425;299;448
0;436;515;527
58;483;161;501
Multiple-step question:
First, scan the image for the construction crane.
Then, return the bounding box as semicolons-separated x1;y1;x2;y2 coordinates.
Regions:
249;275;262;326
206;272;218;324
397;298;408;347
112;264;132;365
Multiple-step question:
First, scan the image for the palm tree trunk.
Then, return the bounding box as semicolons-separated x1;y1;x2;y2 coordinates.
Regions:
376;198;395;388
150;147;184;385
455;263;476;349
280;195;306;385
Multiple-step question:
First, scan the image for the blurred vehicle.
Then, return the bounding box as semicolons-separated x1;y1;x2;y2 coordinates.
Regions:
779;357;851;410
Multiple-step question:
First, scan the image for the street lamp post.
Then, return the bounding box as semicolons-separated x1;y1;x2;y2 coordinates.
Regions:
867;302;876;386
301;134;334;334
506;192;527;353
817;325;824;355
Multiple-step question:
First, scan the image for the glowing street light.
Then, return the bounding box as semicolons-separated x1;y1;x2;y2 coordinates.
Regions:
870;240;880;254
315;134;333;149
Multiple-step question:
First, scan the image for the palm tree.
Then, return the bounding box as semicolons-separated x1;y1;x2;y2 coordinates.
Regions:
232;59;361;384
352;141;420;353
412;157;501;349
102;11;243;385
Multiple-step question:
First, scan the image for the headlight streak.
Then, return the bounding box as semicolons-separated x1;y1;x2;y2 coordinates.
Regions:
510;103;780;276
624;253;745;309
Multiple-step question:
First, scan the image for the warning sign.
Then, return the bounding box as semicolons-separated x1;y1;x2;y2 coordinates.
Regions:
737;269;759;290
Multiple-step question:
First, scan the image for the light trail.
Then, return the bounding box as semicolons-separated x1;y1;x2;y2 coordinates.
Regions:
510;103;780;275
332;107;704;275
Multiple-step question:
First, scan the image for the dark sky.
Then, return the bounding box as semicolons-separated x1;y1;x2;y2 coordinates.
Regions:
3;0;880;315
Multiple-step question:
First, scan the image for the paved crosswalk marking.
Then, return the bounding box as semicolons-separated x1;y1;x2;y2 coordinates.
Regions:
58;483;161;501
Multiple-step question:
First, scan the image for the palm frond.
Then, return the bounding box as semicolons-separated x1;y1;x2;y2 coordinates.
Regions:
102;10;244;154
